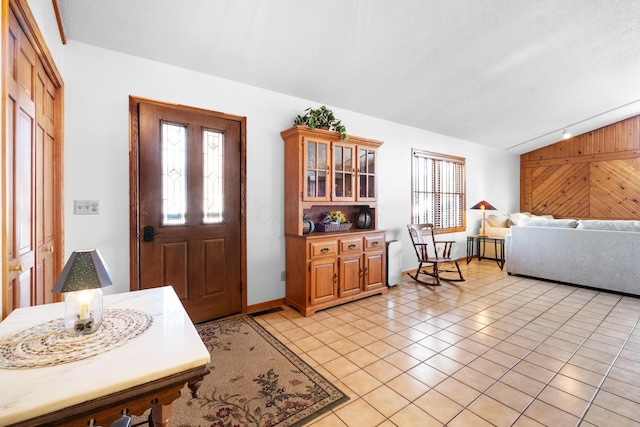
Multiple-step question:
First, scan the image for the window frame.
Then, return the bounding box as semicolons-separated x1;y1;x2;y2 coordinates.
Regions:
411;149;466;233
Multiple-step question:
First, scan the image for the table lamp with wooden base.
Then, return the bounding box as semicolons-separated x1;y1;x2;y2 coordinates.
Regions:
471;200;497;237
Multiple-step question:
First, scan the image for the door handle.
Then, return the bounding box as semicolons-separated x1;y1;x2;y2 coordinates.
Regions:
143;226;157;242
10;264;24;272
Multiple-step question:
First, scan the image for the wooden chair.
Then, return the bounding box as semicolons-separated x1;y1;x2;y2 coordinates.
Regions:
407;224;465;286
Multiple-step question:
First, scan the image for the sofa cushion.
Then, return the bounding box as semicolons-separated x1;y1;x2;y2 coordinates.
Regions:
485;212;554;229
486;214;508;228
506;212;531;226
576;219;640;232
532;214;554;220
518;217;578;228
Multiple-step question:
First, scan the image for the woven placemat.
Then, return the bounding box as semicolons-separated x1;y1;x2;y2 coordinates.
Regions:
0;309;153;369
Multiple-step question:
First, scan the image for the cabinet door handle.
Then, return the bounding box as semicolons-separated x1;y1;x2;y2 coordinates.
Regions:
364;267;369;275
348;243;356;249
321;247;330;254
10;264;24;272
359;268;363;277
334;273;338;283
371;241;379;247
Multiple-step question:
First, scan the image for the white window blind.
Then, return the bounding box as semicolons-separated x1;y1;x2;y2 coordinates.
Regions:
412;149;466;232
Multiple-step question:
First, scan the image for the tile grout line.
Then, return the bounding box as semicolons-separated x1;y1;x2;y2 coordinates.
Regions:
576;312;640;425
442;280;604;426
272;273;640;427
359;276;590;424
417;278;630;426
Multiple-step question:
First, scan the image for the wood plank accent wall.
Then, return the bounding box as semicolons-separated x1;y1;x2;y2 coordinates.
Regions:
520;115;640;219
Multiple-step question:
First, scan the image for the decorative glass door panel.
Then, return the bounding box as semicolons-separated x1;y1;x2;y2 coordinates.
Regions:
358;147;377;200
303;138;330;201
161;122;187;225
333;143;354;200
203;129;224;223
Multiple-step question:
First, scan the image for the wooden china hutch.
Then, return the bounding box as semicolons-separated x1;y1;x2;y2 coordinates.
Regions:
282;126;387;316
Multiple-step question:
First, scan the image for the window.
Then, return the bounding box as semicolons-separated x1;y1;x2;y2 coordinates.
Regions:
412;149;466;232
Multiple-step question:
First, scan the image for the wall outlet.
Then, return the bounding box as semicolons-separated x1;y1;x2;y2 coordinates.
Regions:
281;271;286;281
74;200;100;215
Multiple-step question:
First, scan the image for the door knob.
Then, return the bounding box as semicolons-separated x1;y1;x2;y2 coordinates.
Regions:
10;264;24;272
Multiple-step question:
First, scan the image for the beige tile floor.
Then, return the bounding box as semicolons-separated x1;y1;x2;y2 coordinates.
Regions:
254;260;640;427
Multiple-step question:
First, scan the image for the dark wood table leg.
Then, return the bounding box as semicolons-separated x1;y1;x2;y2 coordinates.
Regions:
150;403;172;427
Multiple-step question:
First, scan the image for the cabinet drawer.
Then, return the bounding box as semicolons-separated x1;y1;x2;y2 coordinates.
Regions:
339;237;363;254
310;240;338;258
364;234;385;251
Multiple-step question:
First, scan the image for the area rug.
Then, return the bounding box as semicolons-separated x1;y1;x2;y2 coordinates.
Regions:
134;315;348;427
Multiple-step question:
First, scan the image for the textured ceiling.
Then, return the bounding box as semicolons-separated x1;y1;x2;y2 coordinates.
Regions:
57;0;640;154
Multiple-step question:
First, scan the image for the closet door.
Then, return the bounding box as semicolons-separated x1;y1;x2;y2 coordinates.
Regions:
3;3;62;318
6;10;37;310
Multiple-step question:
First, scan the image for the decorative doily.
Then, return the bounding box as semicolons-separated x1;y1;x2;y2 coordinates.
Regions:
0;309;153;369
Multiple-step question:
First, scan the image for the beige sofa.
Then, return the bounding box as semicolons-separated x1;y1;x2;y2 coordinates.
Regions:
506;218;640;296
477;212;551;258
483;212;553;237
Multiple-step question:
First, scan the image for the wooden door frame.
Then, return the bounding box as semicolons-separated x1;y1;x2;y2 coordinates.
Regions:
2;0;65;319
128;96;247;313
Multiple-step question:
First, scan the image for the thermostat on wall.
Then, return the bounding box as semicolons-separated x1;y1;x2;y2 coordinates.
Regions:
74;200;100;215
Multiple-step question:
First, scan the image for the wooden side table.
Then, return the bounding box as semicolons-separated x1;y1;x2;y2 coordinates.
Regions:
466;235;505;270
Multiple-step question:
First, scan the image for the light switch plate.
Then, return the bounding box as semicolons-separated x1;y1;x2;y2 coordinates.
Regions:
74;200;100;215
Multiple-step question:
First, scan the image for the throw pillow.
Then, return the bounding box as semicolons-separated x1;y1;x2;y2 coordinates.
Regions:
486;214;508;228
506;212;531;226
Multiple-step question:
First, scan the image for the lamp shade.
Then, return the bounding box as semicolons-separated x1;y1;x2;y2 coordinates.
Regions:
470;200;497;211
52;249;113;293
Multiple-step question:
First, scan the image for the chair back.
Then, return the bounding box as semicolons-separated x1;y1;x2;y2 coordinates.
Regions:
407;223;436;260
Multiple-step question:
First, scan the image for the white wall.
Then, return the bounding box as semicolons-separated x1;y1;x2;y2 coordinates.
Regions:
12;2;520;314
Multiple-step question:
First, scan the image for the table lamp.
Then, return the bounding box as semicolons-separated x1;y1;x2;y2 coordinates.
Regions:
52;249;113;336
471;200;497;237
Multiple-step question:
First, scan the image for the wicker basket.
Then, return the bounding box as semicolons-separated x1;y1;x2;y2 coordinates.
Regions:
315;222;352;232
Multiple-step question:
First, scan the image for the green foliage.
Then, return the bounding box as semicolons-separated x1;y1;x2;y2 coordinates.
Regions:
293;106;347;140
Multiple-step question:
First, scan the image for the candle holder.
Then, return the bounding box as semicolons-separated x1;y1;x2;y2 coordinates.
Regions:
64;288;104;336
52;249;113;337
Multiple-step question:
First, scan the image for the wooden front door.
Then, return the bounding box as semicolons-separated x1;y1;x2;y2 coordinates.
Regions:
134;100;244;323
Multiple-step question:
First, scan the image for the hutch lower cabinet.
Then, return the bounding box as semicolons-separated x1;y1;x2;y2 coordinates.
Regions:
285;231;386;317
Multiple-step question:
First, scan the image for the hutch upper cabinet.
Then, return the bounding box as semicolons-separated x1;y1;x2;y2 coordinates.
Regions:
282;126;387;316
282;126;383;235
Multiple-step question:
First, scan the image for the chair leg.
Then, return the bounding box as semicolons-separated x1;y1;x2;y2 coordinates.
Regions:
408;261;423;282
454;260;464;282
432;260;465;284
432;263;441;286
408;261;442;286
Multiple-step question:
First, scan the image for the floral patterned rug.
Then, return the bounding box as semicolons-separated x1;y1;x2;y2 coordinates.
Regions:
134;315;348;427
